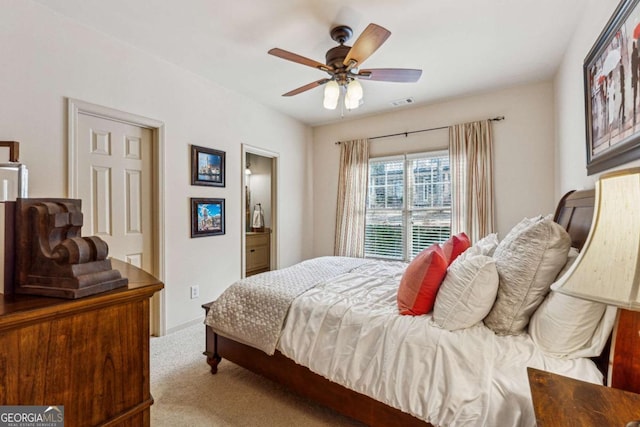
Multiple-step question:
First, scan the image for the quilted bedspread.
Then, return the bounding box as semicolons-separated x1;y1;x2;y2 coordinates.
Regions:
204;256;371;355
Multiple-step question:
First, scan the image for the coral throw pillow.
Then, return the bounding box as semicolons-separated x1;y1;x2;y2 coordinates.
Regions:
397;245;448;315
441;232;471;265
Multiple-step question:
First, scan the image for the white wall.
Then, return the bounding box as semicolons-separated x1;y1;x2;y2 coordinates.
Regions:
312;82;557;256
1;1;313;332
554;0;640;197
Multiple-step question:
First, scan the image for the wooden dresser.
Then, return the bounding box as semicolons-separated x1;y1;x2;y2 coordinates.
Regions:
246;231;270;276
0;259;163;427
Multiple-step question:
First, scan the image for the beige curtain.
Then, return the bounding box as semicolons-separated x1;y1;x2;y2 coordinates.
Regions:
334;138;369;257
449;120;495;243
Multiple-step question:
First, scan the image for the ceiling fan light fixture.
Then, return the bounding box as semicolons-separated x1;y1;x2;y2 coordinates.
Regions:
269;23;421;113
323;80;340;110
344;91;359;110
345;79;363;110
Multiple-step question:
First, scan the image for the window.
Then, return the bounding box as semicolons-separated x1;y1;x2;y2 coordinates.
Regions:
364;151;451;261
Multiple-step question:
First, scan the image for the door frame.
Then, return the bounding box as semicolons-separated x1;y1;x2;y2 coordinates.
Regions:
67;98;166;336
242;144;279;277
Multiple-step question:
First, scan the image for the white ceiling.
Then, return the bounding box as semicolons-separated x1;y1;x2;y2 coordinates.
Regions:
33;0;586;126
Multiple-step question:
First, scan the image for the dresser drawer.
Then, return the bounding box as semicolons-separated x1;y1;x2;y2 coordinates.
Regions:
247;232;269;247
246;232;270;276
247;244;269;269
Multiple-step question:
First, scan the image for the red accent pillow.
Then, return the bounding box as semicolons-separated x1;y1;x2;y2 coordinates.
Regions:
441;232;471;265
397;244;448;315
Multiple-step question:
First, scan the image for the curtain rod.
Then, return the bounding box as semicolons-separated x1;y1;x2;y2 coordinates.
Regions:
334;116;505;145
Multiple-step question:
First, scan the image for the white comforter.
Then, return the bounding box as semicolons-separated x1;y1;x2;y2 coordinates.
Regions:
277;259;603;427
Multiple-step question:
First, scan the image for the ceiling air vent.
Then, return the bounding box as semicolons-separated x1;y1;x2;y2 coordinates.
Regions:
390;97;415;107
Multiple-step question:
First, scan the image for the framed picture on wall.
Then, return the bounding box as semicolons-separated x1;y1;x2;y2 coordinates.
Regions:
191;144;225;187
584;0;640;175
191;198;225;237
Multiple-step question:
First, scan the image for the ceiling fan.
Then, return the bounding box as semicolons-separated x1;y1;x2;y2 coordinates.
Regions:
268;23;422;109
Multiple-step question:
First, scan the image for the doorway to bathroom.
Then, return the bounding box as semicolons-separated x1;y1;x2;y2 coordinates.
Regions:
242;144;278;277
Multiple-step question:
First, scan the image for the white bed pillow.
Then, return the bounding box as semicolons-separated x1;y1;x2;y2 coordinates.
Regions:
433;252;499;331
556;246;580;279
529;246;618;358
469;233;499;257
529;291;617;358
484;215;571;335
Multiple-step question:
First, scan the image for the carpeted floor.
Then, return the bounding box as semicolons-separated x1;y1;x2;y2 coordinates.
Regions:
150;323;363;426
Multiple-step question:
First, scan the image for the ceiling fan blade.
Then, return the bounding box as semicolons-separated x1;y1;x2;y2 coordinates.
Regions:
343;23;391;67
268;48;332;72
358;68;423;83
282;78;331;97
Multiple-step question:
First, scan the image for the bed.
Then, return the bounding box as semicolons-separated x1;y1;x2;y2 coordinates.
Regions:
203;189;614;426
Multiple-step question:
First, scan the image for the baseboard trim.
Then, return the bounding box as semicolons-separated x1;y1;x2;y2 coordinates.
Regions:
164;316;204;336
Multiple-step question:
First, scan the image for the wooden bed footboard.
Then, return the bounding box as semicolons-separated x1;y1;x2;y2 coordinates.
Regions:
202;303;430;427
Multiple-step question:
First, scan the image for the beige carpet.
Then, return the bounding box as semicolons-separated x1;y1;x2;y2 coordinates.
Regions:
150;323;363;426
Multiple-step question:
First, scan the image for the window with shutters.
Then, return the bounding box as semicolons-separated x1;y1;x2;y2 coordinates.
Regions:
364;151;451;261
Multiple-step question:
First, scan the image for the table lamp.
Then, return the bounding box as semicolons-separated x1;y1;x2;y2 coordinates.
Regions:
552;168;640;395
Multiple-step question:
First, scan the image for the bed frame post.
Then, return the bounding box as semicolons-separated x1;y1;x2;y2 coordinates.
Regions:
206;334;222;374
202;302;222;374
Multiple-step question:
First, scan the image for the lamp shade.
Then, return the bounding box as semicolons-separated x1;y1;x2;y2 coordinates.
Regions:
552;168;640;310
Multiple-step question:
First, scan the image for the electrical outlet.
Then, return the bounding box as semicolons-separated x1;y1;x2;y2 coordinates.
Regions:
190;285;199;299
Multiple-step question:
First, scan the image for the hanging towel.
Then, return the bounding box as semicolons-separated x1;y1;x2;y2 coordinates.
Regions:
252;203;264;229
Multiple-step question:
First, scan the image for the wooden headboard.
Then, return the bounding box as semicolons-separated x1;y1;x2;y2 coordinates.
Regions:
553;189;595;251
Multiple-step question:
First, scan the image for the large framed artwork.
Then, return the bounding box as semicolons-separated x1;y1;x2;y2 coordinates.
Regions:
191;198;225;237
584;0;640;175
191;145;225;187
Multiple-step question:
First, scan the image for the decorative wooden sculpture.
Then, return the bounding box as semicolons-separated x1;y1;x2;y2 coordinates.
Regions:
15;198;128;298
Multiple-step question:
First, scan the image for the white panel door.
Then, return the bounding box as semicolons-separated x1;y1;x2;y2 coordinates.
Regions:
77;113;153;273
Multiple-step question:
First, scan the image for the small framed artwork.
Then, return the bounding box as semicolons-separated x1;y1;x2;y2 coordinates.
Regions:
191;198;225;237
191;144;225;187
584;0;640;174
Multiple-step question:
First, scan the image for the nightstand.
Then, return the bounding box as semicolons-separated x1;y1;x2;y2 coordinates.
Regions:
527;367;640;426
